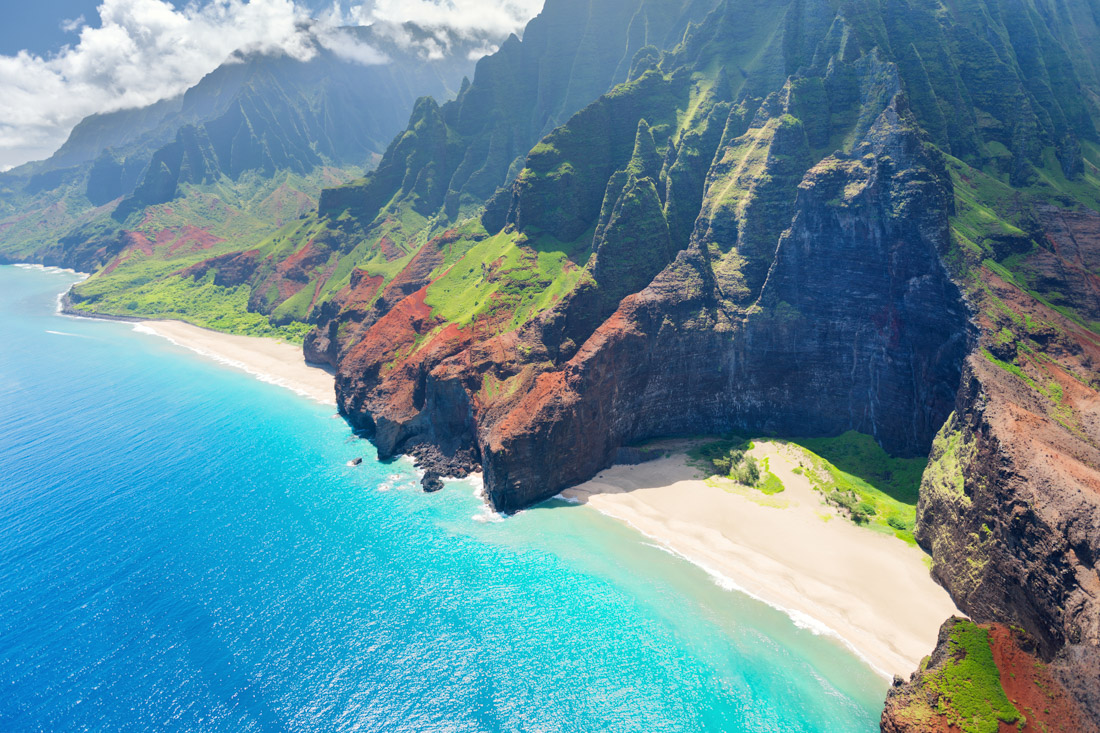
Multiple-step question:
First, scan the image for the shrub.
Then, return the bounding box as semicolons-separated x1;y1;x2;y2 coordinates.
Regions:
735;456;761;486
887;515;911;531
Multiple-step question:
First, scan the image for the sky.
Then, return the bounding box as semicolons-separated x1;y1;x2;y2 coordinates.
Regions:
0;0;544;171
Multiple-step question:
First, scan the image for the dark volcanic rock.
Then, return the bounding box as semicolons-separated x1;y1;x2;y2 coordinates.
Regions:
404;442;481;495
421;472;446;493
481;100;969;511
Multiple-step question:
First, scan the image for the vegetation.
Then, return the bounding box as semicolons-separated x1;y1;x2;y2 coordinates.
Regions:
71;269;310;342
921;621;1022;733
691;432;926;525
423;227;587;331
787;432;926;543
756;468;786;496
691;437;785;494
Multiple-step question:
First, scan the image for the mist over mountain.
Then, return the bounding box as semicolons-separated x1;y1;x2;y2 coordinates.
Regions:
0;22;491;270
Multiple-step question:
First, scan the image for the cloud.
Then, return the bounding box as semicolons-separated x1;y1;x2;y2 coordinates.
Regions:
315;26;390;65
61;16;86;34
0;0;320;169
0;0;543;171
346;0;543;54
366;0;542;37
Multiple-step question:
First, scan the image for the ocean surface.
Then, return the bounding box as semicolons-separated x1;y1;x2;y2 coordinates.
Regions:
0;264;887;732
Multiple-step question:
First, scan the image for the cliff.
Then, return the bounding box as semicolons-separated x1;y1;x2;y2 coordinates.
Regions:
881;617;1096;733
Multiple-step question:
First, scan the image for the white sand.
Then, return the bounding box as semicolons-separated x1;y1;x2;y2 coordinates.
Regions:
561;440;960;678
135;320;335;406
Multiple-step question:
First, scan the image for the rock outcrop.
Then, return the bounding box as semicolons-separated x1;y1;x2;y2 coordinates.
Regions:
477;98;969;510
881;617;1097;733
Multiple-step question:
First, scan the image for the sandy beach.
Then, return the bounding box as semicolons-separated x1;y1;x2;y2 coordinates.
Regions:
135;320;336;406
561;440;959;678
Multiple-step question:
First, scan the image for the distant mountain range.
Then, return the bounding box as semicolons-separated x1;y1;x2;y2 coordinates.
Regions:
0;23;483;272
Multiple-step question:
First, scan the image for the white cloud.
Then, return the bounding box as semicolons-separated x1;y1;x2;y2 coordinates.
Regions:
315;26;390;65
0;0;544;171
1;0;327;169
358;0;543;40
61;16;86;34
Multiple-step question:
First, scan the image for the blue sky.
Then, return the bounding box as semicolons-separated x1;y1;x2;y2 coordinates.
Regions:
0;0;347;56
2;1;114;56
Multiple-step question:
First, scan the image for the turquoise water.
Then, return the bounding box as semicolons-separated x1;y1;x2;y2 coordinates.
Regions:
0;265;886;732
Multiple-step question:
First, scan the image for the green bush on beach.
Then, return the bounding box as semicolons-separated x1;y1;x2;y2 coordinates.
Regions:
691;438;783;494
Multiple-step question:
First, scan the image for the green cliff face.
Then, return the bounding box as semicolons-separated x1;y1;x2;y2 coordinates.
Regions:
882;618;1095;732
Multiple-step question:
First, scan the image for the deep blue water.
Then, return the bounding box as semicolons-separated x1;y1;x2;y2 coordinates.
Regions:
0;265;886;732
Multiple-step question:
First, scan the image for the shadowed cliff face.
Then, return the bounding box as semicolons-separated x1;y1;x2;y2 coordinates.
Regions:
327;0;1042;508
478;100;969;510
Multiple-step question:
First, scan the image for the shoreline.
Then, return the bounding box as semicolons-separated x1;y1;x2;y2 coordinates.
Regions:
25;266;336;407
26;266;946;679
23;260;937;677
131;319;337;406
560;441;960;679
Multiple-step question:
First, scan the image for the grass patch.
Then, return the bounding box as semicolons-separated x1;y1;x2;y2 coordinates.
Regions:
424;228;587;331
922;620;1022;733
757;470;785;495
787;432;925;543
789;431;926;504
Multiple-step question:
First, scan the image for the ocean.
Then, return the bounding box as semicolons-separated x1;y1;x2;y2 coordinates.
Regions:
0;264;886;732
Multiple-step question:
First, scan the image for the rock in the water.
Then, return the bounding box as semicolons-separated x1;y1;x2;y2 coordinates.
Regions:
421;472;445;493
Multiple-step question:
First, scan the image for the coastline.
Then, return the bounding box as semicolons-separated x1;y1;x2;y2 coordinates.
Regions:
131;319;336;406
29;266;941;680
27;263;922;683
26;268;334;407
560;441;960;679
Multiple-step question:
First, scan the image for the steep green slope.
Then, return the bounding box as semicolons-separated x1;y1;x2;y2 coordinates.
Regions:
72;0;723;354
